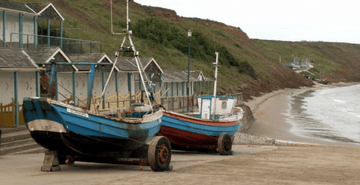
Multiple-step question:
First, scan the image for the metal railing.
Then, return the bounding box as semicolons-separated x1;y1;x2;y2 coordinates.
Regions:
8;33;101;54
160;95;195;113
160;93;243;113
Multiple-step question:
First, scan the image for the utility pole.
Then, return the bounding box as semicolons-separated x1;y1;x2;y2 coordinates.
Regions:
187;30;192;112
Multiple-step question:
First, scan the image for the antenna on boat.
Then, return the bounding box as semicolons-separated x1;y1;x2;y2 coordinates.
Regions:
97;0;153;110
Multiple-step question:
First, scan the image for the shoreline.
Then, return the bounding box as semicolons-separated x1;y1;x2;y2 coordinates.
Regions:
1;83;360;184
242;82;360;148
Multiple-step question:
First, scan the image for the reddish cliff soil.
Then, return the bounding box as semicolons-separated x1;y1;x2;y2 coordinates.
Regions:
52;0;359;101
137;4;316;101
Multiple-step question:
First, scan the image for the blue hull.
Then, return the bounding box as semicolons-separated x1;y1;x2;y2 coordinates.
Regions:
161;114;241;136
23;97;162;157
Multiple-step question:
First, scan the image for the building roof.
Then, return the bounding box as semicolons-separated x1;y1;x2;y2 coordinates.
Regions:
162;70;212;82
25;46;77;71
25;3;49;13
110;57;137;72
0;48;39;71
162;70;197;82
68;53;119;72
26;3;64;21
0;1;64;20
190;70;207;81
110;57;163;73
0;0;35;15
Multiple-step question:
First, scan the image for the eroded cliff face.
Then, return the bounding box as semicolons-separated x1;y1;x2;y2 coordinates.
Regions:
134;4;315;100
132;2;360;100
149;6;360;100
54;0;360;101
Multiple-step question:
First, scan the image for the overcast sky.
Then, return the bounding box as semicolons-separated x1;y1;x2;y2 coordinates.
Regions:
135;0;360;44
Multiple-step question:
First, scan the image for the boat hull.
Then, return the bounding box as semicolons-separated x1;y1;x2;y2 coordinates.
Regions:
23;97;162;157
158;111;241;150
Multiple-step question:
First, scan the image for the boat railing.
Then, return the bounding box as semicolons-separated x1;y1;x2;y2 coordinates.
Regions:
160;95;196;113
224;93;243;105
9;33;101;54
159;92;243;113
77;90;161;111
97;105;151;119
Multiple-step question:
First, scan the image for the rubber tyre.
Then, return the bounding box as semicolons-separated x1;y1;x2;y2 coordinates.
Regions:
148;136;172;171
217;132;232;155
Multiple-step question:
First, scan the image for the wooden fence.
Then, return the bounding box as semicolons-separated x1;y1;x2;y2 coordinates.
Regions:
0;99;24;128
78;91;161;111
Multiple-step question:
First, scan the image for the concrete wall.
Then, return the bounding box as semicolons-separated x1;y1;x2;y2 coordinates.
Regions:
239;104;254;133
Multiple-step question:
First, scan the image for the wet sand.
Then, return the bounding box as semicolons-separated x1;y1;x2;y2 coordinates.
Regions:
245;83;360;148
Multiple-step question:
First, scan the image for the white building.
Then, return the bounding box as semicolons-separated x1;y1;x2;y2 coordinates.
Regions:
0;0;64;49
0;48;41;127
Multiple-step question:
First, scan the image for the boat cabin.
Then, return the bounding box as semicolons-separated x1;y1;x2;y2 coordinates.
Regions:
197;95;237;120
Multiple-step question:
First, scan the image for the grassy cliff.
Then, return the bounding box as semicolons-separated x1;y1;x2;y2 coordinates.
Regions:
15;0;360;100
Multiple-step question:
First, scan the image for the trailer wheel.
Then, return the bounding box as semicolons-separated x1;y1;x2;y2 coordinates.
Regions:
218;132;232;155
148;136;171;171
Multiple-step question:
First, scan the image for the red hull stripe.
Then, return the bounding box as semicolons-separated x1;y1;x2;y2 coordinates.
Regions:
158;126;218;147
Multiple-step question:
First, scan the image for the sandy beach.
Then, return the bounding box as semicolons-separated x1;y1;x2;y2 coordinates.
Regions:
2;144;360;185
2;83;360;184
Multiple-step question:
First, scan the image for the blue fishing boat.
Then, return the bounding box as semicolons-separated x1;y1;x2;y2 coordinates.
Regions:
23;96;163;156
158;51;244;155
22;0;171;172
23;94;169;171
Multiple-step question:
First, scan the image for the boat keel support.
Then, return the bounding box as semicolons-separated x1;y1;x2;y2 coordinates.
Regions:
41;150;61;172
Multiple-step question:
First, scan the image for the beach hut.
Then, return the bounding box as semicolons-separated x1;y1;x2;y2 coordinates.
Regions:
190;70;206;81
0;0;38;48
162;70;212;96
24;46;78;101
109;57;163;101
160;70;213;110
0;0;65;49
161;70;196;98
0;48;41;127
68;53;121;109
0;0;100;54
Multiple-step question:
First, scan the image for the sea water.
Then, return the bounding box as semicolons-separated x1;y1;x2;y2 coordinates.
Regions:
286;84;360;145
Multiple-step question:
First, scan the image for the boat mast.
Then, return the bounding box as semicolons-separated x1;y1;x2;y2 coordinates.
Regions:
212;51;219;119
213;51;219;98
98;0;153;110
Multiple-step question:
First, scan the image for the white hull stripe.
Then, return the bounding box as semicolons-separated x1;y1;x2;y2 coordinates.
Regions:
27;120;67;133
